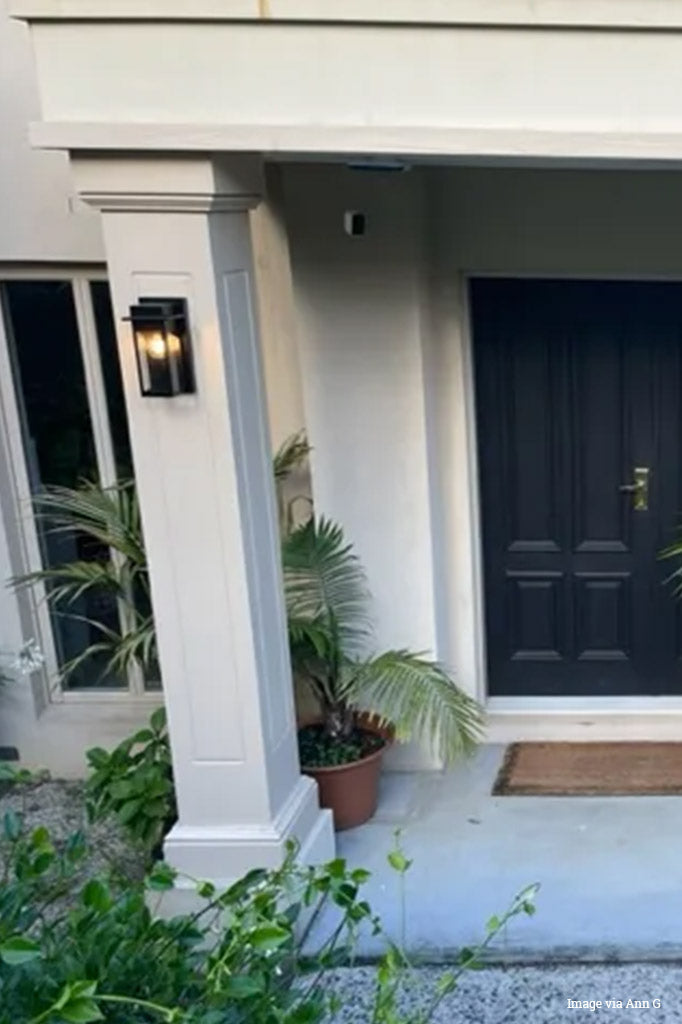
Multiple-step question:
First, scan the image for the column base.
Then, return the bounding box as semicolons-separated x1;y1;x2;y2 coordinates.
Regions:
162;775;334;884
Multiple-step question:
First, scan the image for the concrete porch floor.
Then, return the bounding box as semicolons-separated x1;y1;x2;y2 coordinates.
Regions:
318;745;682;961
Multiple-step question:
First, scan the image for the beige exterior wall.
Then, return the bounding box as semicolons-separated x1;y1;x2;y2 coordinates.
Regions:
0;0;102;261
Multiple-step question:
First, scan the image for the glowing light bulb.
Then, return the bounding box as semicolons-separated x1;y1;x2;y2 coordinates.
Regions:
144;331;168;359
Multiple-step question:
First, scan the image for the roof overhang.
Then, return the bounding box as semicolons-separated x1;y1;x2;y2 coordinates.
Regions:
12;1;682;164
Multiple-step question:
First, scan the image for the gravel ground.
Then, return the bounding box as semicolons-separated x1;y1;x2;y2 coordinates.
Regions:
324;963;682;1023
0;778;148;882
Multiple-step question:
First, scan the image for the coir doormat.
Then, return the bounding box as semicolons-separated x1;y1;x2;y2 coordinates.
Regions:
493;742;682;796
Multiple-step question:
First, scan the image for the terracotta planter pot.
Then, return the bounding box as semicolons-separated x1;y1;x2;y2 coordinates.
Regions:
299;717;392;831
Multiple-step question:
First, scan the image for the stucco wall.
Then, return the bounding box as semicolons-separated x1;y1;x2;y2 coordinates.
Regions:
0;0;102;262
282;166;444;768
283;167;438;652
283;164;682;751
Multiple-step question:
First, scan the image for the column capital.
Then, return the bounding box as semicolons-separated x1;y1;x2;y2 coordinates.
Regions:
71;154;264;213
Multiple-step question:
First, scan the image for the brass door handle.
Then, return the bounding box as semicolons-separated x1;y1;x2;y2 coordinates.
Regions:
619;467;649;511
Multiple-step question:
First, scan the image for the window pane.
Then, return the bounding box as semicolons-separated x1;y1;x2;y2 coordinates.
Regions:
90;281;161;692
5;281;96;489
2;280;125;689
90;281;134;480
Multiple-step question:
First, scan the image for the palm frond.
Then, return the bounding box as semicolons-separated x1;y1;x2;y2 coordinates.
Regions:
282;516;372;656
273;430;311;481
29;479;146;567
57;610;157;684
60;641;118;687
13;559;129;606
346;650;485;764
659;535;682;595
274;430;312;536
12;478;156;684
105;617;157;676
287;615;334;660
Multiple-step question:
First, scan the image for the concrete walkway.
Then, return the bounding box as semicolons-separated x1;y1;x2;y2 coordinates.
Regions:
315;745;682;960
326;964;682;1023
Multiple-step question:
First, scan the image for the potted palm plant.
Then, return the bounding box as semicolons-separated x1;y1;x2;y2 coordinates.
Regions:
282;517;484;830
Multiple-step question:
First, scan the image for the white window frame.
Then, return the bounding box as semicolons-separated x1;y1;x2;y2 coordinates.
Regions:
0;265;155;704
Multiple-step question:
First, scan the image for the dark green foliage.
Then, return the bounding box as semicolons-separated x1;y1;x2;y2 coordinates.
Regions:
0;814;200;1024
298;724;384;768
0;812;539;1024
85;708;175;856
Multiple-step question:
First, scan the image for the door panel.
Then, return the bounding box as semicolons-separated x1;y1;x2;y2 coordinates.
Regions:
472;279;682;697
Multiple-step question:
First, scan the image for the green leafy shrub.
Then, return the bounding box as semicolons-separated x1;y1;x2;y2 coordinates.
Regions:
0;813;194;1024
0;813;538;1024
85;707;175;856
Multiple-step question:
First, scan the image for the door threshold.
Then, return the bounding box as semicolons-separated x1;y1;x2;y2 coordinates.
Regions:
486;697;682;742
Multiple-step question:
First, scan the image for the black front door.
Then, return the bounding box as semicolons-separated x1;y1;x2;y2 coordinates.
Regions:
472;278;682;697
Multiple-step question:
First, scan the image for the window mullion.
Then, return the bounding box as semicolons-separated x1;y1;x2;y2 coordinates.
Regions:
72;277;118;488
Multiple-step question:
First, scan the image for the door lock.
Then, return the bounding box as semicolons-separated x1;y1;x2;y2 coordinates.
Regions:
619;467;650;511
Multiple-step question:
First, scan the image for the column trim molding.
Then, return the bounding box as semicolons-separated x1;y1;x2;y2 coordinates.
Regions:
163;776;333;879
79;191;262;214
166;775;323;847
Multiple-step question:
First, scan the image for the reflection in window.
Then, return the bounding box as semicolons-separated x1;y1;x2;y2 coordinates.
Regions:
90;282;160;692
90;281;134;481
3;281;125;689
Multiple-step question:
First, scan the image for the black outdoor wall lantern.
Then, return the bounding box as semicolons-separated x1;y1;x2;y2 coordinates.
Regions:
125;297;195;397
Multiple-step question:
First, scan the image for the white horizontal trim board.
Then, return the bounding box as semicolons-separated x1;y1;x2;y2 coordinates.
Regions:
13;0;682;29
22;23;682;148
28;124;682;167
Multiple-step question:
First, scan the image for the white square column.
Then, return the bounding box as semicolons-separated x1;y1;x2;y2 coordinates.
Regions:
73;155;334;881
